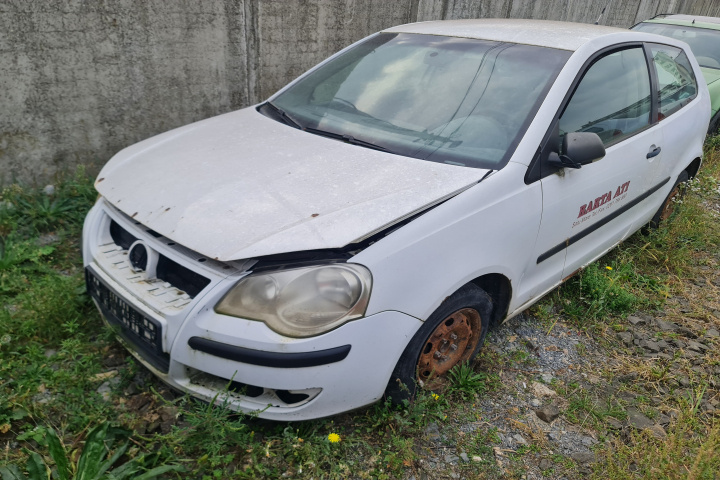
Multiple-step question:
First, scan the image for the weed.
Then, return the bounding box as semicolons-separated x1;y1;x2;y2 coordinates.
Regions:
448;361;494;400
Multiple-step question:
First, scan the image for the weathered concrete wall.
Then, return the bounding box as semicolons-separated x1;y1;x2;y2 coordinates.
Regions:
0;0;714;184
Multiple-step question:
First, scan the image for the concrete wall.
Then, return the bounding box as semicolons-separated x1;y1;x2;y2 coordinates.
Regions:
0;0;715;184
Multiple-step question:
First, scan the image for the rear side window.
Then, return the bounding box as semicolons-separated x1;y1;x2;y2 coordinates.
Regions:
648;44;698;119
559;47;651;146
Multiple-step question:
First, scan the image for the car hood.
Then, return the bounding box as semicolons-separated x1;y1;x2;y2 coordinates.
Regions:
96;108;487;261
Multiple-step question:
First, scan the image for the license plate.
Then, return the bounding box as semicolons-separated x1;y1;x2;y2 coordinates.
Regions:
85;268;168;371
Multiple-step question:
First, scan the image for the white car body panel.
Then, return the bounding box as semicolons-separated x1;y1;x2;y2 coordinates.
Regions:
96;108;487;261
83;20;710;420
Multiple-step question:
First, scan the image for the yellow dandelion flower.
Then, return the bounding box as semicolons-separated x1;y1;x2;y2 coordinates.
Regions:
328;433;341;443
432;393;440;401
606;266;613;270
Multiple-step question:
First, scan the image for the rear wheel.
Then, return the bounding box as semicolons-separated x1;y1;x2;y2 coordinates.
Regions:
649;170;688;229
385;284;492;402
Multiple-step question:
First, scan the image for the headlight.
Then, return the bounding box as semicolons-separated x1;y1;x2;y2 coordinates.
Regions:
215;263;372;337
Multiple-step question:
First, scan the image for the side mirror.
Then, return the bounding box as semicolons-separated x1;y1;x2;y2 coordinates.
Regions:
547;132;606;169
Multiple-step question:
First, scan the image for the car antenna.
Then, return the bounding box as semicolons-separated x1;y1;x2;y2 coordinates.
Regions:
594;0;613;25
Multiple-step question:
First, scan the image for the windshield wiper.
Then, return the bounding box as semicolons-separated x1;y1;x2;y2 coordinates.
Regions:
263;102;303;129
304;127;391;153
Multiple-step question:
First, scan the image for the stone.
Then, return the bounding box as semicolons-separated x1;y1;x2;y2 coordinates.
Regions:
649;425;667;439
532;382;557;397
706;329;719;338
424;422;441;442
641;340;661;353
627;315;645;326
570;452;595;464
656;413;671;426
472;456;483;462
686;340;709;352
617;332;633;346
530;398;541;408
513;434;527;445
536;404;561;423
626;408;654;430
459;452;469;463
539;458;552;470
44;349;57;358
43;185;55;195
606;417;623;429
655;319;679;332
444;454;460;464
541;373;554;383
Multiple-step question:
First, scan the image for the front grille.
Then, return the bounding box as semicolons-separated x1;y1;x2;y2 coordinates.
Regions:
108;220;210;299
156;256;210;298
86;268;169;373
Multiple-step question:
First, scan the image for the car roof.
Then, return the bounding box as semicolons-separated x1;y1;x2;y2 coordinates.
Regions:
641;14;720;31
383;19;627;51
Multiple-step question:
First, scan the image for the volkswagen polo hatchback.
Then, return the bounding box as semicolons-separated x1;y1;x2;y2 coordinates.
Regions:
83;20;710;420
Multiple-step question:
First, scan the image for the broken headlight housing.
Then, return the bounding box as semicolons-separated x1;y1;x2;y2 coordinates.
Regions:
215;264;372;337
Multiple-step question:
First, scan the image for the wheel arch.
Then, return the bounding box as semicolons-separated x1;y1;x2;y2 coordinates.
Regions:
470;273;512;329
686;157;702;179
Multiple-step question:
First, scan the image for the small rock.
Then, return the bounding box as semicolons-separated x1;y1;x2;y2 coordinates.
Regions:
677;327;696;338
425;423;441;442
532;381;557;397
536;404;561;423
641;340;661;353
472;455;483;462
656;413;671;426
539;458;552;470
655;319;678;332
459;452;469;463
677;376;691;387
571;452;596;464
581;435;597;446
627;315;645;326
541;373;554;383
706;329;719;338
649;425;667;439
513;434;527;445
626;408;654;429
444;454;460;464
606;417;623;429
43;185;55;195
44;349;57;358
686;340;709;352
617;332;633;346
530;398;541;408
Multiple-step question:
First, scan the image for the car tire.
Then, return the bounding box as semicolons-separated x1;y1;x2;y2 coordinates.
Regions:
384;283;492;403
649;170;689;229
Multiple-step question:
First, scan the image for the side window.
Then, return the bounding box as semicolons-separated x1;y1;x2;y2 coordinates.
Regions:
559;47;651;147
649;44;698;119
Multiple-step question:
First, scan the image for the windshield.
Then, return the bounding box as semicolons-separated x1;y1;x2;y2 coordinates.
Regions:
265;33;570;170
633;22;720;69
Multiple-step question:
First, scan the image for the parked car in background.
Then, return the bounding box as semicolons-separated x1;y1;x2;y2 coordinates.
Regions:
632;14;720;132
83;19;709;420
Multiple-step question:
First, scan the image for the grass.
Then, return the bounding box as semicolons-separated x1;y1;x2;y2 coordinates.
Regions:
1;135;719;478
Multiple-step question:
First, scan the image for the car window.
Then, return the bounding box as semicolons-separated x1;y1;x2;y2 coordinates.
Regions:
632;22;720;69
559;47;651;147
270;33;570;170
648;44;698;119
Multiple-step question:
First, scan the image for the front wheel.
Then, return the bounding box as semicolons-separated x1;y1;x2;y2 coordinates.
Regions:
649;170;688;229
385;284;492;403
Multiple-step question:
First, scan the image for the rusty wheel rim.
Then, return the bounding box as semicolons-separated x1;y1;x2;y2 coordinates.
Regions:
417;308;482;386
660;184;682;221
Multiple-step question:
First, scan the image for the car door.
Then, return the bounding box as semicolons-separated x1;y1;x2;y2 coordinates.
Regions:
534;45;664;278
645;43;700;188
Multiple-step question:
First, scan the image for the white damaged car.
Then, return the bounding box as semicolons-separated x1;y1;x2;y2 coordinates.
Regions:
83;19;709;420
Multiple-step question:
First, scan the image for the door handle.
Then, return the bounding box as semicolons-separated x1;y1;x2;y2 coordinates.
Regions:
646;146;662;159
